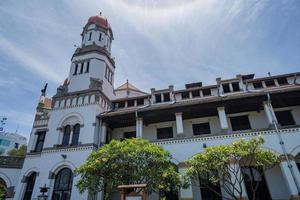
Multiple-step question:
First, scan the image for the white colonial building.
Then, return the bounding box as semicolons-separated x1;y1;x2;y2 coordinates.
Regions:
1;14;300;200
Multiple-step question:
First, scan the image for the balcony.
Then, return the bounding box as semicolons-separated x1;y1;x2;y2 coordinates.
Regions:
33;119;48;128
0;156;24;169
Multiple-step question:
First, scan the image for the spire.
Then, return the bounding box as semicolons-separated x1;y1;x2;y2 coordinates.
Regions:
41;83;48;97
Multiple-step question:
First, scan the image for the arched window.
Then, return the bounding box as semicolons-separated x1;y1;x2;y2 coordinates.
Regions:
23;172;37;200
62;125;71;146
71;124;80;145
52;168;73;200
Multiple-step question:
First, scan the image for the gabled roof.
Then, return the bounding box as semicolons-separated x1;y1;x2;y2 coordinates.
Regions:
115;80;148;94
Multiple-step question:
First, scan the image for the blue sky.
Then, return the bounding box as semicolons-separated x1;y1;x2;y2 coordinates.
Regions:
0;0;299;138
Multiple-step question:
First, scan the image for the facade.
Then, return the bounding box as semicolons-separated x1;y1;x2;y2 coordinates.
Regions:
2;14;300;200
0;132;27;156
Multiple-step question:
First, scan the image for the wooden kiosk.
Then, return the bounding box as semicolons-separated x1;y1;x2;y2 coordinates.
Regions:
117;184;147;200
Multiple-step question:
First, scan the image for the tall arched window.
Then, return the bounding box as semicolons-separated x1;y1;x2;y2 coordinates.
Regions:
62;125;71;146
71;124;80;145
52;168;73;200
23;172;37;200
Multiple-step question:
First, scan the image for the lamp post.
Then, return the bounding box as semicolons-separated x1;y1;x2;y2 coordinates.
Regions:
37;184;49;200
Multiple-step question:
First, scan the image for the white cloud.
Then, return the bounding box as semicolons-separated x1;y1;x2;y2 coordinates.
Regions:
0;36;61;84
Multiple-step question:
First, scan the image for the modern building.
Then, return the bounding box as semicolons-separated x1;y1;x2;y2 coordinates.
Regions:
1;14;300;200
0;132;27;156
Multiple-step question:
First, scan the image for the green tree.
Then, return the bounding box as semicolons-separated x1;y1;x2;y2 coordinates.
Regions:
185;137;280;200
76;138;181;199
0;180;6;200
7;145;27;157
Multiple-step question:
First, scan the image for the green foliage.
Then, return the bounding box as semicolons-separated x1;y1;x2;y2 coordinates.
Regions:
7;145;27;157
0;182;6;200
76;138;181;198
186;137;280;200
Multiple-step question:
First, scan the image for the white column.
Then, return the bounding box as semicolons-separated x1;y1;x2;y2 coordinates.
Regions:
136;118;143;138
179;167;193;199
217;107;229;130
69;127;74;145
280;161;300;197
263;101;277;126
100;123;107;144
175;113;184;135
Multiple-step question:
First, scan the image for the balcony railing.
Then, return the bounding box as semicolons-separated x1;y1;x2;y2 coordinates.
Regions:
0;156;24;169
33;119;48;128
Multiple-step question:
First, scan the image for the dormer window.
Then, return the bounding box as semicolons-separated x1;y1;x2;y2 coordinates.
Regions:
88;32;92;41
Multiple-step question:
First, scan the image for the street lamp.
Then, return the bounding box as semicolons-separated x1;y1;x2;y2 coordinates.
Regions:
37;184;49;200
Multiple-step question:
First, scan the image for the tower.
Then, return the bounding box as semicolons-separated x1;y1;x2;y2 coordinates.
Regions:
67;13;115;99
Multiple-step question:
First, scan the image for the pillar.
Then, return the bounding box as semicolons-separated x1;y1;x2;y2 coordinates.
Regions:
179;167;193;200
175;113;184;135
136;118;143;138
217;107;229;130
263;101;277;126
100;122;107;144
280;161;300;199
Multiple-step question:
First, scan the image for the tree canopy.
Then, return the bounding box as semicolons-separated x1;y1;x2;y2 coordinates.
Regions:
7;145;27;157
76;138;181;198
185;137;280;200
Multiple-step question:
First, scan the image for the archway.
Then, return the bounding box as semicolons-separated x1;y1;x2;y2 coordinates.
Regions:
52;168;73;200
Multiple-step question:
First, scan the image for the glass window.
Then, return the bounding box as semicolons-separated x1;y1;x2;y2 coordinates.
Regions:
202;89;211;96
155;94;162;103
123;131;136;139
157;127;173;139
98;33;102;41
199;172;222;200
79;63;84;74
14;143;19;149
163;93;170;102
62;125;71;146
23;172;36;200
265;79;276;87
136;98;144;106
118;101;125;108
85;61;90;73
230;115;251;131
34;131;46;152
73;64;78;75
232;82;240;92
181;92;189;99
277;77;289;85
253;81;263;89
191;90;200;98
0;139;10;147
222;83;230;93
127;100;135;107
275;110;295;126
52;168;73;200
192;123;211;135
71;124;80;145
88;32;92;41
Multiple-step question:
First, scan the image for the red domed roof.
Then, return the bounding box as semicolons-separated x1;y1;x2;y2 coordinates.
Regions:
83;14;113;38
87;15;110;29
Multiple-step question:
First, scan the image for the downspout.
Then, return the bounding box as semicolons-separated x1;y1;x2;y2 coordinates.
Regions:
267;93;300;195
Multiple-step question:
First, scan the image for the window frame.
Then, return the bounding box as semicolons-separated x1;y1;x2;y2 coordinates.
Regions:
157;127;173;140
192;122;211;136
230;115;251;131
275;110;295;126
